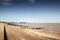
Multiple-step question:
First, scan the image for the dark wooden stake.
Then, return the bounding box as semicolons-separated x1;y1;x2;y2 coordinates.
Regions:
4;25;8;40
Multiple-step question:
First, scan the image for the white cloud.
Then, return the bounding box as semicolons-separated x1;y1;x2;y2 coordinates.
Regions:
1;0;12;5
1;2;11;5
29;0;35;3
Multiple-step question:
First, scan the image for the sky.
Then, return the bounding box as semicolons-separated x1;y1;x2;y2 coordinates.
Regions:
0;0;60;23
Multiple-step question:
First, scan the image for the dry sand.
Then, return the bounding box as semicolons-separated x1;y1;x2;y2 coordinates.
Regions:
20;23;60;33
0;22;60;40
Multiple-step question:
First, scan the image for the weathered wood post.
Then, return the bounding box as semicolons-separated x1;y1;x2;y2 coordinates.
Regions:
4;24;8;40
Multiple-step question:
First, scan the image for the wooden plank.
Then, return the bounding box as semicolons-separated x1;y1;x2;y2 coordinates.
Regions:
0;23;4;40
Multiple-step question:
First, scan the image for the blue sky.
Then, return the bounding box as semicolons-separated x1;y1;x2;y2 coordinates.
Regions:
0;0;60;23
